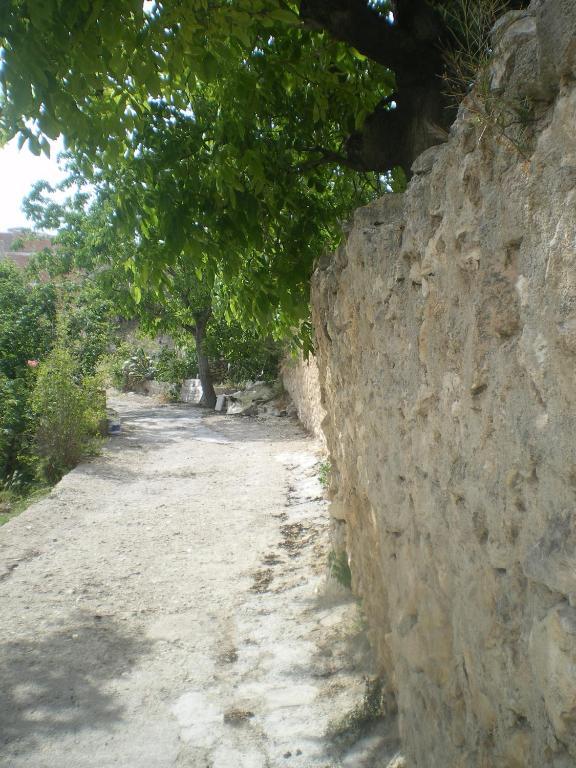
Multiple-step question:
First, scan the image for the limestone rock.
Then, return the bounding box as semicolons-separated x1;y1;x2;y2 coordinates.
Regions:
226;382;275;416
280;353;327;445
523;516;576;601
214;394;227;412
180;378;203;404
310;0;576;764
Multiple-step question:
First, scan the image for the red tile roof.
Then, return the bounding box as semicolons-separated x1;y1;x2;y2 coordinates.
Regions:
0;229;53;267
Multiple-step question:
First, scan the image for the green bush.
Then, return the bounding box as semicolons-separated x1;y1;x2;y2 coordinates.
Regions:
61;281;118;376
95;341;131;389
204;320;281;386
121;348;155;391
154;346;197;384
0;373;36;488
32;346;106;483
0;261;56;379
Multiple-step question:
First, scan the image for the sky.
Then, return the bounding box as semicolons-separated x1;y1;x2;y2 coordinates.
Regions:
0;136;67;232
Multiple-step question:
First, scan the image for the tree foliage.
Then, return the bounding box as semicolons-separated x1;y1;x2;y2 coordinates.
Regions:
25;184;282;394
0;258;114;488
0;0;527;333
1;0;397;331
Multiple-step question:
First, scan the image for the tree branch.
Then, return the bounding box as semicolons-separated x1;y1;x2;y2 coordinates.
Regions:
299;0;445;86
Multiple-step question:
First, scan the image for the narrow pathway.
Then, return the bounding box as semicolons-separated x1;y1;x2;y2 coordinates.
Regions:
0;394;401;768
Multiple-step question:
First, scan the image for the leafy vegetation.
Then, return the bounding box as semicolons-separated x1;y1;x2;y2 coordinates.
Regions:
25;185;283;399
318;459;331;489
120;348;156;391
1;1;530;339
0;262;56;489
328;549;352;589
0;260;56;379
32;343;106;484
0;372;37;489
0;260;115;509
0;0;398;337
154;347;197;386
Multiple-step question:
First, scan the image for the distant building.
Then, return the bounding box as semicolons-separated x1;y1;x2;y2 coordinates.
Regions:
0;228;52;268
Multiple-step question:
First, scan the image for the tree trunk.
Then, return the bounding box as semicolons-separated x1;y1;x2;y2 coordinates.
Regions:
192;310;217;409
300;0;451;171
299;0;529;172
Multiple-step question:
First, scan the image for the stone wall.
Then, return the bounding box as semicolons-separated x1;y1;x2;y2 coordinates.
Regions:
311;2;576;765
281;354;327;447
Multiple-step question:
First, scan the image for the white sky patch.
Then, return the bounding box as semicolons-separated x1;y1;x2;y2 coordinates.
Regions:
0;136;67;231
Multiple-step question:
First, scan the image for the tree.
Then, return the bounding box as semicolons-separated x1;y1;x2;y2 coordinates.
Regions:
0;1;528;169
135;260;218;408
1;0;527;331
25;182;221;405
24;183;280;404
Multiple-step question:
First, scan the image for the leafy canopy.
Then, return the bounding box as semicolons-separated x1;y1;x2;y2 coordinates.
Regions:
1;1;395;332
24;185;282;384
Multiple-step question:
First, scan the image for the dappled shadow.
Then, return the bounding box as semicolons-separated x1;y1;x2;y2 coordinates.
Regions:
72;457;199;485
201;412;307;444
0;610;153;751
106;404;212;452
110;404;201;423
108;401;304;449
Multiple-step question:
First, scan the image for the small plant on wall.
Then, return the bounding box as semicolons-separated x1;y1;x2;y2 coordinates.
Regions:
318;459;331;490
328;549;352;590
438;0;537;157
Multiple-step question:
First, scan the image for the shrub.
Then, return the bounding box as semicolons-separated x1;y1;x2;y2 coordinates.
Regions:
0;374;36;488
328;549;352;589
32;346;106;483
61;281;118;376
154;346;197;384
121;348;155;391
0;260;56;379
96;342;131;389
204;321;281;387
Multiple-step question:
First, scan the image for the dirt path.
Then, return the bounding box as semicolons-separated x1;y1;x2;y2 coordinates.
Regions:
0;394;401;768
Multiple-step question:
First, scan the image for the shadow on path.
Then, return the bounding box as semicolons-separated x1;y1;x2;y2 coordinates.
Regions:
0;610;153;751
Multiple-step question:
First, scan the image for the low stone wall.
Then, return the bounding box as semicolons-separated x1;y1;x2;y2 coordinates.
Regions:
281;353;326;447
311;2;576;765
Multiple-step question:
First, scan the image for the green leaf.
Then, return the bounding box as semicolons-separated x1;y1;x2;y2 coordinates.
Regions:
40;137;51;158
350;48;367;61
28;136;41;156
266;8;300;25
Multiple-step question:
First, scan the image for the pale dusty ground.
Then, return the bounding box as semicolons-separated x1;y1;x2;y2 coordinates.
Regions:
0;394;401;768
